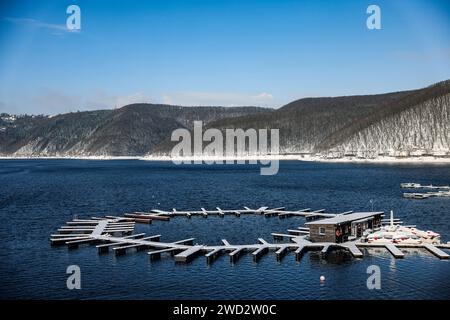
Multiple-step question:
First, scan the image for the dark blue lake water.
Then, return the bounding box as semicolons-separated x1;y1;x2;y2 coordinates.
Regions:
0;159;449;299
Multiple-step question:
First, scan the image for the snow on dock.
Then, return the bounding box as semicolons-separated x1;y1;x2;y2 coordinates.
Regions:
50;206;450;266
401;183;450;199
342;243;364;258
384;244;405;258
422;243;449;259
401;183;450;190
174;245;205;262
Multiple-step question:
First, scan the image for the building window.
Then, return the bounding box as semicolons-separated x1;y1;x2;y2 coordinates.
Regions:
319;227;326;235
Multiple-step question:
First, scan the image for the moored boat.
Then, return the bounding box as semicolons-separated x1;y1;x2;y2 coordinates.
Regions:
365;211;441;245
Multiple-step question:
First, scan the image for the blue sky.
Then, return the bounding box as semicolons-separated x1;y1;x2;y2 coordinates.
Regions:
0;0;449;114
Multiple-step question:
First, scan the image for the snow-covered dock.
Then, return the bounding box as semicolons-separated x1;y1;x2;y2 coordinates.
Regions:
401;183;450;190
50;207;450;264
401;183;450;199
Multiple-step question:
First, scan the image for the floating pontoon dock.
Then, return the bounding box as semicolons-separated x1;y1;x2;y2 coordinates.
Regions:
50;206;450;264
401;183;450;190
401;183;450;199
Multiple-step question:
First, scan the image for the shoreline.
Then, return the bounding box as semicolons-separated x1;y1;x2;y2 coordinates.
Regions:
1;154;450;164
0;156;139;160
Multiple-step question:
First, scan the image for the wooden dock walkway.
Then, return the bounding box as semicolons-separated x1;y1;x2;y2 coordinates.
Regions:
50;208;450;265
275;246;289;261
294;245;306;261
229;248;244;263
252;246;269;262
174;245;204;262
384;244;404;258
423;243;450;259
148;206;337;220
342;243;364;258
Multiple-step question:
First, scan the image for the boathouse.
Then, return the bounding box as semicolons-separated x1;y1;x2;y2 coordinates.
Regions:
306;212;383;243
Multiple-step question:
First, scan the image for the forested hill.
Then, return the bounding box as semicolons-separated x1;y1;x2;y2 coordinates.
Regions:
0;105;268;156
1;80;449;158
152;80;450;158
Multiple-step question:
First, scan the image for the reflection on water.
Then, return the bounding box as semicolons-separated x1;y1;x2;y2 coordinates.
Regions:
307;250;354;265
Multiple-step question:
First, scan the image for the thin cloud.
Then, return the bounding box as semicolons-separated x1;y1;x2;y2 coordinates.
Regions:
161;91;275;107
32;89;82;114
31;89;153;115
84;91;153;109
2;17;79;35
2;89;276;115
0;88;156;115
393;49;450;61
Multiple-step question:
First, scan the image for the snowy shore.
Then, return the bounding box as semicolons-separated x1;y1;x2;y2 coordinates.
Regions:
4;154;449;164
0;154;450;164
0;156;139;160
143;154;450;164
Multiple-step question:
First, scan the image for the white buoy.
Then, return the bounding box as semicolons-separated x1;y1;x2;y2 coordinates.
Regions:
320;275;325;282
